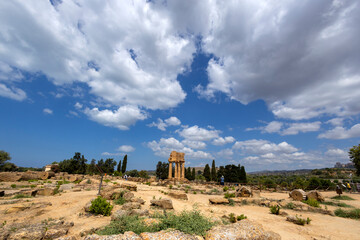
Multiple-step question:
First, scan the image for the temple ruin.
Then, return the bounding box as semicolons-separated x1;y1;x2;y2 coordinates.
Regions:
168;151;185;180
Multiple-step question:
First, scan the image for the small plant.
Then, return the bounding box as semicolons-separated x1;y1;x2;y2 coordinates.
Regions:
241;199;248;205
169;184;173;189
28;179;38;183
331;196;355;201
302;199;320;208
231;186;235;190
270;205;280;215
152;196;156;199
229;213;236;223
334;208;360;219
114;197;126;205
306;217;311;224
12;194;31;199
11;184;16;188
200;190;204;194
321;201;354;208
30;185;36;188
228;199;234;206
145;182;151;186
113;182;118;185
295;215;306;225
237;214;247;221
89;196;113;216
53;186;60;195
73;180;82;184
284;202;295;209
193;191;197;194
86;179;92;184
185;190;188;193
104;179;111;183
223;186;229;192
224;193;235;199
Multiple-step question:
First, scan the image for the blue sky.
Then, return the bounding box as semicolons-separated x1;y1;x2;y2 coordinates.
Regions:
1;0;360;172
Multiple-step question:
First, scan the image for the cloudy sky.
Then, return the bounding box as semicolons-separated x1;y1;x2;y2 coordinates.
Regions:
1;0;359;172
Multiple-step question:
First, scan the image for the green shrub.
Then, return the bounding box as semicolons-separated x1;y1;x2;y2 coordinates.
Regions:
12;194;31;199
270;205;280;215
241;199;249;205
229;213;236;223
193;191;197;194
169;184;173;189
97;210;215;237
28;179;38;183
321;201;354;208
302;199;320;208
334;208;360;219
114;197;126;205
224;193;235;199
89;196;113;216
331;196;355;201
11;184;16;188
86;179;92;184
284;202;295;209
73;180;82;184
47;181;52;184
228;199;234;206
104;179;111;183
294;215;309;225
223;186;229;192
236;214;247;221
30;185;36;188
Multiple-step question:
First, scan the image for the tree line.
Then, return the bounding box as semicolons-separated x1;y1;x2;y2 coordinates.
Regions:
155;159;247;183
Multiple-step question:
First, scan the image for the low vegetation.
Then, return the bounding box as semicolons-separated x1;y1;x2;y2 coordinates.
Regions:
302;199;320;208
97;209;215;237
224;192;235;199
331;196;355;201
334;208;360;219
89;196;113;216
321;201;354;208
270;205;280;215
12;194;32;199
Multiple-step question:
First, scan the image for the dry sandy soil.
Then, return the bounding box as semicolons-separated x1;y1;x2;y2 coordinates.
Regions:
1;179;360;240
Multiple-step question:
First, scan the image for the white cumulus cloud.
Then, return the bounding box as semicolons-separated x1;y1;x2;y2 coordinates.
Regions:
318;123;360;139
117;145;135;153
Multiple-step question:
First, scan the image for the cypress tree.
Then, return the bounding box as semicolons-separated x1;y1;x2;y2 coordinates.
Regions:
121;155;127;173
211;159;217;181
117;160;122;172
203;164;211;181
191;168;195;180
240;166;247;183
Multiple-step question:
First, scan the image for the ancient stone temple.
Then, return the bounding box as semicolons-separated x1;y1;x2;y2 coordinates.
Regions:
168;151;185;180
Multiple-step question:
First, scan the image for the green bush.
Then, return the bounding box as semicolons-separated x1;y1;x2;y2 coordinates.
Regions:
236;214;247;221
331;196;355;201
270;205;280;215
229;213;236;223
223;186;229;192
334;208;360;219
11;184;16;188
114;197;126;205
169;184;173;189
294;215;311;225
97;209;215;237
90;196;113;216
284;202;295;209
30;185;36;188
224;192;235;199
104;179;111;183
321;201;354;208
86;179;92;184
302;199;320;208
12;194;31;199
228;199;234;206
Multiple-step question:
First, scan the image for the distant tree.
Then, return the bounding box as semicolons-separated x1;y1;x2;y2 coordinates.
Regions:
217;166;225;181
191;168;195;180
240;166;247;183
211;160;217;182
59;152;87;174
126;169;139;177
155;161;169;180
117;160;122;173
139;170;149;179
185;167;192;180
103;158;117;174
203;164;211;181
0;150;11;171
349;144;360;176
307;177;321;190
86;159;97;175
121;155;127;173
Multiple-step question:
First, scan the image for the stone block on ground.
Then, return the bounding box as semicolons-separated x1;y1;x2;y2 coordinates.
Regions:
205;219;281;240
289;189;306;201
121;202;141;211
120;182;137;191
140;230;202;240
235;186;252;197
59;183;75;191
101;188;127;200
306;190;325;202
123;192;134;201
150;198;174;209
111;210;129;220
37;187;57;196
131;198;145;205
168;191;188;200
129;209;149;216
84;232;141;240
209;198;229;204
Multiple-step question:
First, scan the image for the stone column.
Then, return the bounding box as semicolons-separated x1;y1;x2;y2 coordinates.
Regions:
182;162;185;178
168;162;172;179
177;162;180;179
174;162;178;179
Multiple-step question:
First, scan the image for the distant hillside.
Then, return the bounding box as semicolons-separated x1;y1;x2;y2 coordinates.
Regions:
248;169;314;176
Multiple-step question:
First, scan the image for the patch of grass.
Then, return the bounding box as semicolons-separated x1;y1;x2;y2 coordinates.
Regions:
224;192;235;199
114;197;126;205
284;202;295;209
27;179;38;183
334;208;360;219
211;188;219;193
241;199;249;205
97;209;215;237
86;179;92;184
169;184;173;189
228;199;235;206
270;205;280;215
321;201;354;208
104;179;111;183
73;180;82;184
223;186;229;192
12;194;32;199
90;196;113;216
331;196;355;201
302;199;320;208
30;185;37;188
229;213;236;223
11;184;16;188
193;191;197;194
47;181;52;184
237;214;247;221
294;215;311;226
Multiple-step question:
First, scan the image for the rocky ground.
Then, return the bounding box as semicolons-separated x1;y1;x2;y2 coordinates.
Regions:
1;176;360;239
